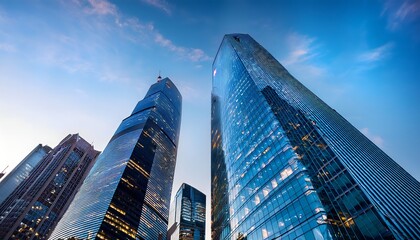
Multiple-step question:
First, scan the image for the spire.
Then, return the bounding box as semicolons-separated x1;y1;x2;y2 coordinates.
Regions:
157;70;162;82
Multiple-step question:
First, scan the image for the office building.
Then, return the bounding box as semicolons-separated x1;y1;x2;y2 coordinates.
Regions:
167;183;206;240
0;144;51;205
0;134;99;239
50;77;182;240
211;34;420;239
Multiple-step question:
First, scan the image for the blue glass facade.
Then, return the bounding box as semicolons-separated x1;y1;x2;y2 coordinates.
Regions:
49;78;182;240
168;183;206;240
211;34;420;240
0;144;51;205
0;134;99;239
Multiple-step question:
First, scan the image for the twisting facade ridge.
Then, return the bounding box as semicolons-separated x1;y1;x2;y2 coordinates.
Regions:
211;34;420;240
50;77;181;240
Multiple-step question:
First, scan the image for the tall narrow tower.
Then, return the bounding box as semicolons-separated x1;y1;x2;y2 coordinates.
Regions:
211;34;420;240
50;77;182;240
0;134;99;239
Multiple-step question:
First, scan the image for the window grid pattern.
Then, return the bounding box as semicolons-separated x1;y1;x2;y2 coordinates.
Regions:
168;183;206;240
213;34;420;240
49;78;181;240
0;134;99;240
0;145;51;206
211;94;231;239
212;39;330;240
261;85;392;239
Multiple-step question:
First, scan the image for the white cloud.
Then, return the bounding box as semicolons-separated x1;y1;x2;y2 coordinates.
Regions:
360;127;384;148
38;36;92;73
281;33;320;65
280;32;325;80
358;43;393;63
121;17;154;31
141;0;171;15
154;33;211;62
86;0;117;16
67;0;209;62
99;71;132;83
382;0;420;30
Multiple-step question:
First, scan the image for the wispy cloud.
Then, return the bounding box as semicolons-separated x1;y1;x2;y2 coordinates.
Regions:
278;32;355;101
281;32;320;65
86;0;117;15
120;17;154;31
155;33;211;62
178;84;200;101
358;42;393;63
382;0;420;30
360;127;384;148
141;0;171;15
99;71;133;83
35;33;92;73
0;43;16;52
67;0;209;62
41;48;92;73
281;32;325;79
69;0;117;16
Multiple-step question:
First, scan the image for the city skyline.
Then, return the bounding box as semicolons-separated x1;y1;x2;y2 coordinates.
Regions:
0;1;419;239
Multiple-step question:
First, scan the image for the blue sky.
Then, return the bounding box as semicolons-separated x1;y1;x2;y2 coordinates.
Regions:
0;0;419;238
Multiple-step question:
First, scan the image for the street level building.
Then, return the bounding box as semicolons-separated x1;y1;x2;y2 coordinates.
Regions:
167;183;206;240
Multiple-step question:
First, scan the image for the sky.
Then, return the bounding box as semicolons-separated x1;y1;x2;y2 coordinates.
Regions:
0;0;419;238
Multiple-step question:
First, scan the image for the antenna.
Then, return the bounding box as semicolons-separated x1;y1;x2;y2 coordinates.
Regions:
157;70;162;82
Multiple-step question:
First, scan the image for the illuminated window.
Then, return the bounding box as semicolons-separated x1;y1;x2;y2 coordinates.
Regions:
254;195;260;205
271;179;278;189
262;188;270;197
280;167;293;180
262;228;268;239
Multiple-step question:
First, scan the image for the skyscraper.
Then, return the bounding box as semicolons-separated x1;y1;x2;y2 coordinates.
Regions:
50;77;182;240
167;183;206;240
0;144;52;205
0;134;99;239
211;34;420;240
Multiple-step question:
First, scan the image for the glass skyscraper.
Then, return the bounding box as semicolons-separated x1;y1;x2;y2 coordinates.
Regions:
167;183;206;240
0;134;99;239
0;144;52;205
211;34;420;240
50;77;182;240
